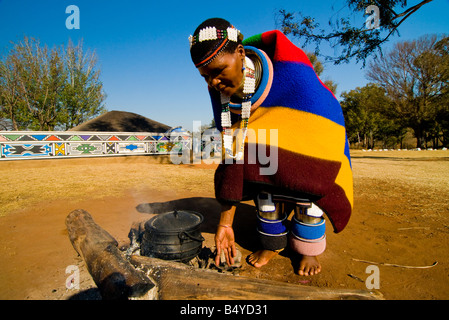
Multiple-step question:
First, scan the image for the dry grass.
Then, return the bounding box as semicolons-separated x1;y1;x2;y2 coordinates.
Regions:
0;155;215;217
350;149;449;219
1;150;448;218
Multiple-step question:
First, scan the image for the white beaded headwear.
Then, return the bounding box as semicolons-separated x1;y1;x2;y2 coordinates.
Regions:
189;26;240;49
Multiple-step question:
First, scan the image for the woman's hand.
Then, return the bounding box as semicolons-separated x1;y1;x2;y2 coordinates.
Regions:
214;225;236;266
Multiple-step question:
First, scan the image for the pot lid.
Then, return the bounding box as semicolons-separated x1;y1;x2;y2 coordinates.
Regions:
145;210;203;232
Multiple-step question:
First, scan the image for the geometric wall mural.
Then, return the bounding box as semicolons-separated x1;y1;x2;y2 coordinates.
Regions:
0;131;191;160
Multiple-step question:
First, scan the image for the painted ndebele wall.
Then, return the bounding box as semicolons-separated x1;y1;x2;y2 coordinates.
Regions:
0;131;191;160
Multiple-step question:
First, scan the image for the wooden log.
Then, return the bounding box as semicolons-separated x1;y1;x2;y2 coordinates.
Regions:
66;209;155;300
130;255;383;300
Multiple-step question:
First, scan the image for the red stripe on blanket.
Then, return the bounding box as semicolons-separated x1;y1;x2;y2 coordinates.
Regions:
214;145;351;232
261;30;313;67
214;145;341;206
315;183;352;233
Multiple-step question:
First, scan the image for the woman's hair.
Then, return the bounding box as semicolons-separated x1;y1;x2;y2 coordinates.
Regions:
189;18;243;68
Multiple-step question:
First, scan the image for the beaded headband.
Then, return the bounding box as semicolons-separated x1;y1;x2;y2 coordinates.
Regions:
189;26;240;68
188;26;240;48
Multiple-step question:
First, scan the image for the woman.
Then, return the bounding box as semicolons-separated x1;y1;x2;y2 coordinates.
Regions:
189;18;353;276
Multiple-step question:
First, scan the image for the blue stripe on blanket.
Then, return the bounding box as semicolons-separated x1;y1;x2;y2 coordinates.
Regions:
262;61;345;127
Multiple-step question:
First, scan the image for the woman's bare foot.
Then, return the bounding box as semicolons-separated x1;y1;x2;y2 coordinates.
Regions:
247;250;278;268
298;255;321;276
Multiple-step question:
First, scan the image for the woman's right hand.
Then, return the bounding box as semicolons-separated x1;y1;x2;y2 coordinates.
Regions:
214;225;236;266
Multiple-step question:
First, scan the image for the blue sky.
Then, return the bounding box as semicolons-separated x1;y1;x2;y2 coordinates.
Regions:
0;0;448;131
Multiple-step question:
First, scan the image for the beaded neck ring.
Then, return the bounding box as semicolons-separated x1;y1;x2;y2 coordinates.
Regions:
221;56;256;160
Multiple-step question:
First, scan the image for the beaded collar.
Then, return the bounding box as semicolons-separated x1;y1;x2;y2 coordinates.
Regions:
220;55;256;160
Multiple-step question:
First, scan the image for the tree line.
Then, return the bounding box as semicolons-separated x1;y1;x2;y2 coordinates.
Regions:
278;0;449;149
278;0;436;66
0;37;106;131
340;34;449;149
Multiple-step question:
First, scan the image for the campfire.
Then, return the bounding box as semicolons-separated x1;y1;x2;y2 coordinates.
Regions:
126;209;242;272
66;208;382;300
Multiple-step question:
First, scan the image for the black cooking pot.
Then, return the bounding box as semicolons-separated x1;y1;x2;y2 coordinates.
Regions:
140;210;204;262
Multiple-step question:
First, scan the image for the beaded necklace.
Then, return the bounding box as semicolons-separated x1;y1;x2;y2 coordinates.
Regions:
220;56;256;160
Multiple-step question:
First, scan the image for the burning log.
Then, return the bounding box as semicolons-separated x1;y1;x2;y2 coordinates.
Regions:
66;209;155;300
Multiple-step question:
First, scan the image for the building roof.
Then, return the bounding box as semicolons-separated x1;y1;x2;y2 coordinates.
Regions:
68;110;171;132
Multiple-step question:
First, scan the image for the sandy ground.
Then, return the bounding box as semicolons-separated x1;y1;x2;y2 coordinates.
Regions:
0;150;448;300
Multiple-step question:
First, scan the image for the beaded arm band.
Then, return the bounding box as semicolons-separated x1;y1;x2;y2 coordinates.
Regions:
189;26;240;48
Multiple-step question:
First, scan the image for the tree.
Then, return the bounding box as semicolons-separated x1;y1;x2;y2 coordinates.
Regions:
58;40;106;130
9;37;66;130
0;36;106;131
341;83;403;149
366;34;449;148
0;57;30;130
420;36;449;147
277;0;434;65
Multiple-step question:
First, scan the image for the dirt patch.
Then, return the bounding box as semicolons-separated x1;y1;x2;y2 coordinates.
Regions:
1;150;448;300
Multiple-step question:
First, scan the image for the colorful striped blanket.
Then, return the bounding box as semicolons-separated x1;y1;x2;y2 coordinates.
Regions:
209;30;353;233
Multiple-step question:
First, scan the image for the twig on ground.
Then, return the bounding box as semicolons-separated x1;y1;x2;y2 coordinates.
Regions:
352;258;438;269
347;273;364;282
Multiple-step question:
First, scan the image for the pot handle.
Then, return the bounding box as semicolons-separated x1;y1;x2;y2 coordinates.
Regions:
179;231;205;243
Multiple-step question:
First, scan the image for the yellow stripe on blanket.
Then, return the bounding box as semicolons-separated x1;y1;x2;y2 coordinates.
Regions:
241;106;346;162
335;156;354;208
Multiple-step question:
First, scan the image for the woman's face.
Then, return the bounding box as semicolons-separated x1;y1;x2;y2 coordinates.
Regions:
198;44;245;97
